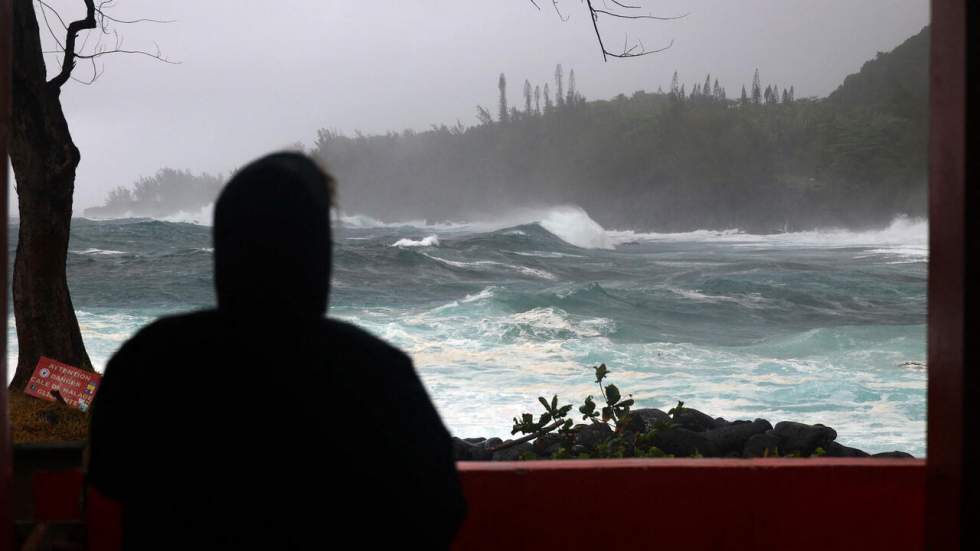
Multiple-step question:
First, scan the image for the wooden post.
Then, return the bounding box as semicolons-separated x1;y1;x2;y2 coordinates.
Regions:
0;0;12;546
926;0;977;548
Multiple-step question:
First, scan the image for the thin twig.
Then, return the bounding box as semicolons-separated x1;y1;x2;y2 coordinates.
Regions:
532;0;683;61
39;0;177;87
592;8;688;21
490;419;565;453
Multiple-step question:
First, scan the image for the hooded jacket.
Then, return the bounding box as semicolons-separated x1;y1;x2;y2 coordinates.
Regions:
88;153;466;550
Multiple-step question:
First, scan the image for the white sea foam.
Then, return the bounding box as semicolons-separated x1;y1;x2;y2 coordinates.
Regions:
461;287;496;303
336;300;925;454
343;204;927;258
158;203;215;226
72;248;127;256
667;287;769;309
537;206;615;249
499;206;927;255
392;235;440;248
335;211;470;231
510;251;584;259
515;266;557;280
336;204;927;258
608;214;928;256
422;253;556;280
537;208;927;257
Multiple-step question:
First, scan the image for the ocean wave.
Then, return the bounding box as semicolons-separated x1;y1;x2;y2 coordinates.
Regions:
421;253;556;280
160;204;215;226
608;215;928;256
462;286;496;303
424;286;497;314
667;287;770;309
72;248;127;256
335;205;927;257
537;206;614;249
335;211;470;231
392;235;440;248
521;206;925;256
510;251;584;259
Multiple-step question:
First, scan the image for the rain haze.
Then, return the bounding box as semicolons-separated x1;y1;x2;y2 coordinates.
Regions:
27;0;928;209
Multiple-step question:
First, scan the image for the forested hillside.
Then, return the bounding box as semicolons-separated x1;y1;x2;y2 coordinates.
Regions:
89;26;929;232
85;168;223;218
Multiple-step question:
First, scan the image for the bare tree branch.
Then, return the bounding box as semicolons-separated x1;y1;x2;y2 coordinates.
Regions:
74;48;178;64
591;8;688;21
36;0;177;89
70;55;103;85
48;0;97;89
36;1;68;31
607;0;640;9
36;1;67;51
96;9;174;26
604;38;674;59
531;0;685;61
552;0;569;22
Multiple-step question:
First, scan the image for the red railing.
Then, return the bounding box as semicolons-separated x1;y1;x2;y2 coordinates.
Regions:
27;458;925;550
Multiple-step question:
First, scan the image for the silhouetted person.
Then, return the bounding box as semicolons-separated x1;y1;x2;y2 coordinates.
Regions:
88;153;466;550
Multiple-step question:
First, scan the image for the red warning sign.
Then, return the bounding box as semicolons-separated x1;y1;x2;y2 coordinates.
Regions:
24;357;102;412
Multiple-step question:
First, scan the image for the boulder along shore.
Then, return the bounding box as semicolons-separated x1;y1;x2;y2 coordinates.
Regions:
453;406;916;461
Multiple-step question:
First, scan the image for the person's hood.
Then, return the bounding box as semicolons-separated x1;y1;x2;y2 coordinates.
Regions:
213;152;334;319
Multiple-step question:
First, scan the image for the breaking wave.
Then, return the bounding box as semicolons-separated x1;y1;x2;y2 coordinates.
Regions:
392;235;440;248
338;205;927;260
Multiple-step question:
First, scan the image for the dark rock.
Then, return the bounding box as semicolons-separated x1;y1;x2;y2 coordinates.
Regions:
773;421;837;457
532;434;564;457
484;437;503;448
650;428;720;457
463;437;486;444
824;442;870;457
452;437;493;461
492;441;534;461
630;408;671;431
574;423;614;451
619;413;647;434
451;438;471;460
704;419;773;455
714;417;732;428
872;451;915;459
672;407;722;432
743;431;781;458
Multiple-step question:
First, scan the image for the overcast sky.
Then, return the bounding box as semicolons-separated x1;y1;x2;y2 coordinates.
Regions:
30;0;929;209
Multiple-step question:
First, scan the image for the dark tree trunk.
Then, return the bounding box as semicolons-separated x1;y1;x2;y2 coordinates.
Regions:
7;0;92;391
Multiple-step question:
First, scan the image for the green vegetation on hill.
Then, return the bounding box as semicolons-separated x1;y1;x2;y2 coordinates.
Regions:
85;168;223;218
89;26;929;231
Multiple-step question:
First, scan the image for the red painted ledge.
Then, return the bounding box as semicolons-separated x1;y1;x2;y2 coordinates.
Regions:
453;458;926;551
29;458;925;550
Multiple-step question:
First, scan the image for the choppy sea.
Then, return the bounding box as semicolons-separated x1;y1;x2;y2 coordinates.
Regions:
7;206;928;455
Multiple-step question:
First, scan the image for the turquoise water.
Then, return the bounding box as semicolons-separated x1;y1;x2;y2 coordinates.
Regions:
7;207;928;455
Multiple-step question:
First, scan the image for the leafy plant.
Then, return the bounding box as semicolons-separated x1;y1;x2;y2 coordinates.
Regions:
491;394;575;455
580;363;634;430
511;394;574;437
498;364;654;458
